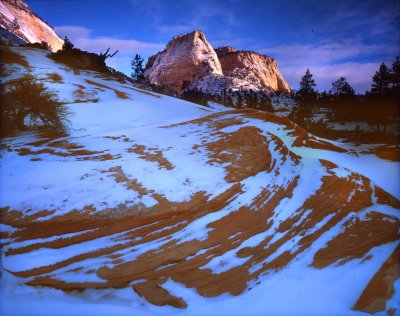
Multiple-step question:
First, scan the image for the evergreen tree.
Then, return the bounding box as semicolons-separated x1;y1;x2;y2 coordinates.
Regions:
391;57;400;97
371;63;391;96
236;93;243;108
225;95;233;107
331;76;355;97
258;94;274;112
131;53;144;81
298;69;317;97
62;36;74;51
248;91;258;109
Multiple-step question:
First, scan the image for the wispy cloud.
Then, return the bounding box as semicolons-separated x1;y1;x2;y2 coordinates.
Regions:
260;40;399;92
280;62;381;93
55;26;91;39
156;24;197;36
209;38;248;49
72;37;163;55
54;26;163;55
253;0;399;92
54;25;164;75
129;0;238;38
53;0;399;92
284;0;400;45
262;42;398;67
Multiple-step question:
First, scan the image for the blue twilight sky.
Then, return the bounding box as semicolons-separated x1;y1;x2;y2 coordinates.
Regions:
26;0;400;92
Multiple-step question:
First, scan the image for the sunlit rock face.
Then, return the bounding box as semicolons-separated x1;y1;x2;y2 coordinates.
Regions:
144;30;223;94
216;47;291;93
145;31;291;94
0;0;63;51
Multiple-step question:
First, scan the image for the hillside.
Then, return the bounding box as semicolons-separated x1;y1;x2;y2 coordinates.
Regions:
0;47;399;316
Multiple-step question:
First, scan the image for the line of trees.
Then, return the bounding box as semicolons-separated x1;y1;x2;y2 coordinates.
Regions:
179;87;274;112
296;57;400;99
290;57;400;135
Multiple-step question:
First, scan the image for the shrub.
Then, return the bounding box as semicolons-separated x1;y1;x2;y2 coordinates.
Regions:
0;46;29;67
20;41;51;51
49;37;118;73
46;72;63;83
0;74;71;135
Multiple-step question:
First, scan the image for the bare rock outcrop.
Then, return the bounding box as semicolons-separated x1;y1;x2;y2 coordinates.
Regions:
144;30;223;93
216;49;291;93
0;0;63;51
214;46;237;57
144;31;291;95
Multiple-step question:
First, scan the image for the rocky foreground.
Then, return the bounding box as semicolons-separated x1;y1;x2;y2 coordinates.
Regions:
0;47;399;316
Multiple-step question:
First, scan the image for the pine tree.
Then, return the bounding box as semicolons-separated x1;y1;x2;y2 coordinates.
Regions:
391;57;400;97
371;63;391;96
236;93;243;108
331;76;355;97
225;95;233;107
246;91;257;109
258;94;274;112
62;36;74;51
131;53;144;81
298;69;317;97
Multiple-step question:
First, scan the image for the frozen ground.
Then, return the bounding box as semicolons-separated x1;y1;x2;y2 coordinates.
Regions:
0;48;399;316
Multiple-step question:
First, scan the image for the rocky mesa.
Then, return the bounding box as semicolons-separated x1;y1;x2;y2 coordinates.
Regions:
144;30;291;94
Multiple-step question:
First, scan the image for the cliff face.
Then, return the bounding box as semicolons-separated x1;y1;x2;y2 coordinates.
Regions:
144;30;223;93
0;0;63;51
216;48;291;93
144;32;291;94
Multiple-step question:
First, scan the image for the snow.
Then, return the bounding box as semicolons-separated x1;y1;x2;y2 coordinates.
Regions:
2;228;97;252
221;116;400;199
201;231;265;274
0;48;230;216
293;146;400;199
1;47;399;316
1;242;397;316
3;231;122;272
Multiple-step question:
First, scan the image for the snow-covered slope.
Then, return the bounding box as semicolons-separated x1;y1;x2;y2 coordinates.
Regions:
0;47;399;316
0;0;63;51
